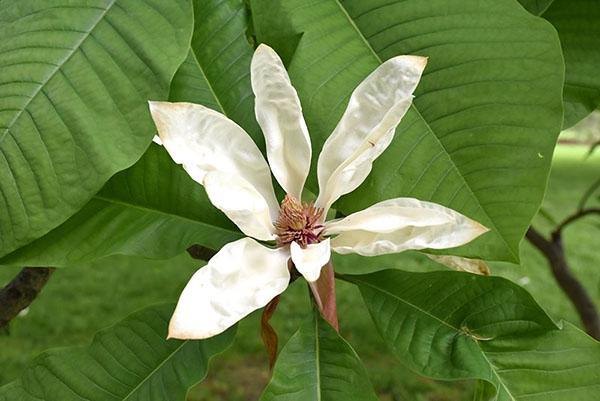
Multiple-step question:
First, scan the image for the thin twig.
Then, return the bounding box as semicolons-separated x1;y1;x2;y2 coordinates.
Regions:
552;208;600;237
577;177;600;211
0;267;55;330
526;227;600;340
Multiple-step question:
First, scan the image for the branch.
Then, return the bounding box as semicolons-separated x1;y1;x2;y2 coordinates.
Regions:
0;267;55;330
526;227;600;340
553;208;600;237
586;139;600;159
577;176;600;211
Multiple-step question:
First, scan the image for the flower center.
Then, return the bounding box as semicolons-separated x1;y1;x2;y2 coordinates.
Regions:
275;195;325;247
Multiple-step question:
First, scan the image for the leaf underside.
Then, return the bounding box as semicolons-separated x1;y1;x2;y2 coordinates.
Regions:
347;270;600;401
0;304;236;401
260;311;378;401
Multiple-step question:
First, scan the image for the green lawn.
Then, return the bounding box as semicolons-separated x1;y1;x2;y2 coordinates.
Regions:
1;145;599;401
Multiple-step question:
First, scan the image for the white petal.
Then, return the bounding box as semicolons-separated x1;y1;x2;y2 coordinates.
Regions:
290;239;331;282
326;198;488;257
152;135;163;145
168;238;291;340
148;101;279;221
251;44;312;199
426;254;490;276
204;171;276;241
316;56;427;214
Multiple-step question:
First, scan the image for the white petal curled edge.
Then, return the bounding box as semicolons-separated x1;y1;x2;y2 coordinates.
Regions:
148;101;280;221
204;171;277;241
251;44;311;199
326;198;488;257
316;56;427;215
168;238;291;340
290;239;331;282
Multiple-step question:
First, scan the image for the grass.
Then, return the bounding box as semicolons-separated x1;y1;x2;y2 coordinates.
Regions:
1;145;599;400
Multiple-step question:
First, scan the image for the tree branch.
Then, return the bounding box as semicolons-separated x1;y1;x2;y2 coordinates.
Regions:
577;177;600;211
526;227;600;340
0;267;55;330
553;208;600;237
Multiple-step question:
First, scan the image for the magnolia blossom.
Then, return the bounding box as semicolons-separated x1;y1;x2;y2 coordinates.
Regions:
148;44;488;340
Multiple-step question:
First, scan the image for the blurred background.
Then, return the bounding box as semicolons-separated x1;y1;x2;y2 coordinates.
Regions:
1;113;599;401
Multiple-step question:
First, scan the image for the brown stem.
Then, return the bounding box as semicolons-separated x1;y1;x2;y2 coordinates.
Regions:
0;267;55;330
526;227;600;340
552;208;600;236
577;177;600;211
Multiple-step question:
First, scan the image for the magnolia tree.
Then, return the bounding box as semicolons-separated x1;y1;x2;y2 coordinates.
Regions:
0;0;599;400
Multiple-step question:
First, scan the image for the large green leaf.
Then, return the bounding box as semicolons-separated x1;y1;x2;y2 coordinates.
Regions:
542;0;600;128
0;0;256;267
0;0;193;258
0;304;236;401
260;311;378;401
345;270;600;400
252;0;564;263
0;145;242;267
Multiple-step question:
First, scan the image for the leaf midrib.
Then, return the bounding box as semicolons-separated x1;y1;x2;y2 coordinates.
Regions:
93;194;239;236
90;20;244;241
189;48;227;113
0;0;117;143
122;340;188;401
351;274;519;400
332;0;518;261
479;350;517;401
348;275;462;333
313;314;322;401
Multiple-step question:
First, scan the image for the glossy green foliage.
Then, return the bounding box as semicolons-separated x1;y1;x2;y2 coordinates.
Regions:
347;270;600;400
252;0;564;263
0;304;236;401
543;0;600;128
260;311;378;401
0;0;255;266
0;145;242;266
0;0;193;258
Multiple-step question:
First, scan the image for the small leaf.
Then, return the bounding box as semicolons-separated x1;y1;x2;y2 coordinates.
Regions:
260;311;378;401
346;270;600;400
0;304;236;401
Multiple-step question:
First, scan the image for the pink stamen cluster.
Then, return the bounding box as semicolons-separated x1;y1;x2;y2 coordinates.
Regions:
275;195;325;248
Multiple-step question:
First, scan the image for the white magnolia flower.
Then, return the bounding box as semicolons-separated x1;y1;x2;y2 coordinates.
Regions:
148;44;488;340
